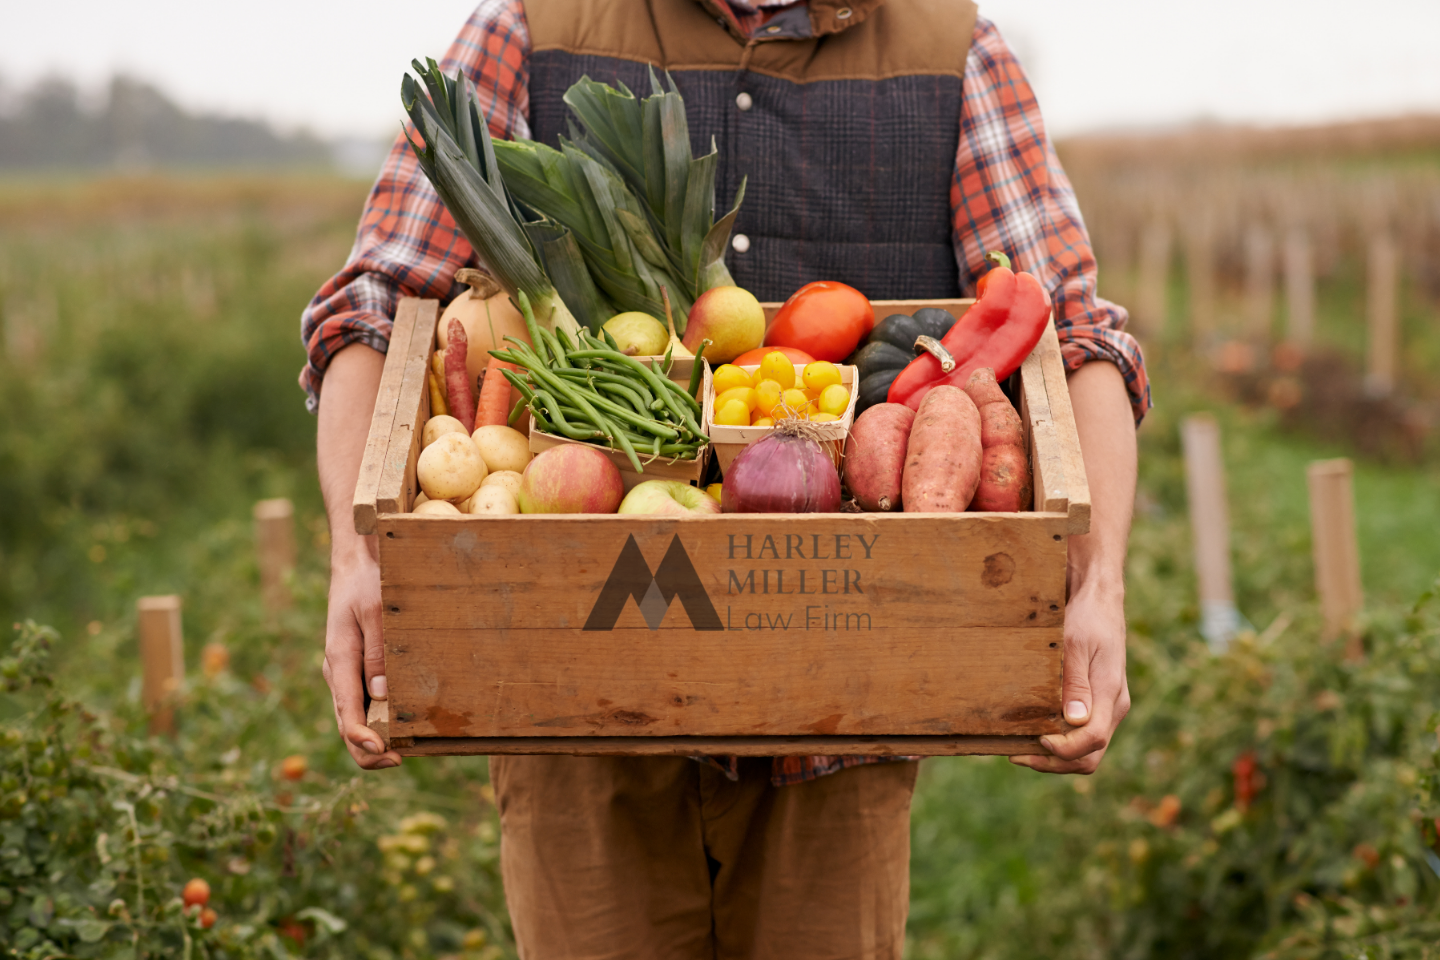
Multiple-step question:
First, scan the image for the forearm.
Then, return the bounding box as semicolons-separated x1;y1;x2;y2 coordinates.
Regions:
1065;361;1136;599
317;343;386;569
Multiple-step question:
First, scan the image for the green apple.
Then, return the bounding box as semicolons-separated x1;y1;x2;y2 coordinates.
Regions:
682;286;764;363
602;312;669;356
617;480;722;517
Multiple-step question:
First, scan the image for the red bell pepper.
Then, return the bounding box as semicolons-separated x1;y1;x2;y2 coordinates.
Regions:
887;252;1052;410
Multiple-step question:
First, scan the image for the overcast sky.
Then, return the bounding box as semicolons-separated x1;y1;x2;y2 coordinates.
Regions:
3;0;1438;140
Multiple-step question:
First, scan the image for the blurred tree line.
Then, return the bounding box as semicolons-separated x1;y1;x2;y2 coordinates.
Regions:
0;75;333;171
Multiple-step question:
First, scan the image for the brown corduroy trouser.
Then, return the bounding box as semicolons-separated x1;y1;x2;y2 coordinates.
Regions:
489;755;919;960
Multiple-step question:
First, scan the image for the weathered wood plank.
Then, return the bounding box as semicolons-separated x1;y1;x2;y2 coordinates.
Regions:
1035;320;1092;534
391;734;1049;757
354;298;420;535
383;623;1062;738
377;300;439;517
1019;345;1064;516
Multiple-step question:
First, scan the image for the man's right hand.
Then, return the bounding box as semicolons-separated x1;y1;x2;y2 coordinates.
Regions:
323;550;402;769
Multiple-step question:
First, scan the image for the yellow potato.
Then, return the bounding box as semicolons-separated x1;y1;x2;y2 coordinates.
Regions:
413;491;430;508
471;425;533;474
417;432;487;501
467;485;519;515
481;470;524;499
422;414;468;449
413;499;461;517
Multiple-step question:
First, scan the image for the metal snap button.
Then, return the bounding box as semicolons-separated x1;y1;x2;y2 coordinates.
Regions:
765;24;782;33
736;92;753;111
836;7;853;19
732;234;751;254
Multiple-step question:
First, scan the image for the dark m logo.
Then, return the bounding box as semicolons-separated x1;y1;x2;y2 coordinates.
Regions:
583;535;723;632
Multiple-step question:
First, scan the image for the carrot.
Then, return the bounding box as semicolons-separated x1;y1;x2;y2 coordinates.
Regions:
475;355;522;427
444;318;476;431
427;370;449;417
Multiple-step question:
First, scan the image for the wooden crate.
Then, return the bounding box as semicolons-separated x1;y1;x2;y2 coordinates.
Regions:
355;298;1090;758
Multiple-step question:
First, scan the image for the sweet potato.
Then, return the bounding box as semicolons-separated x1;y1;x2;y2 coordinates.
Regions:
843;403;915;511
902;385;982;513
963;367;1032;512
444;318;476;432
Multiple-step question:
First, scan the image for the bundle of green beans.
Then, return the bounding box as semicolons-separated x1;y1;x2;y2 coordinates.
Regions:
493;291;712;473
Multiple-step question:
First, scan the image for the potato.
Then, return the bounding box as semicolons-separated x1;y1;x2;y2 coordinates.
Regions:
413;491;430;508
471;424;532;474
417;432;487;501
467;485;519;515
413;498;461;517
843;403;915;511
963;367;1032;512
422;414;468;449
481;470;524;499
901;385;982;513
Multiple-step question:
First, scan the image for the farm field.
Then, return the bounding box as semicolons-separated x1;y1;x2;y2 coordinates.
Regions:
2;171;1439;959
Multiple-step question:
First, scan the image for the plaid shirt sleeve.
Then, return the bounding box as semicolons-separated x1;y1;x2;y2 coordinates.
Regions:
952;18;1152;425
297;0;532;412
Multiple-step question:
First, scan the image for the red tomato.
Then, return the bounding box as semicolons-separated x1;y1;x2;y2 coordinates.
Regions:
199;907;218;930
182;878;211;909
763;282;874;363
731;345;815;366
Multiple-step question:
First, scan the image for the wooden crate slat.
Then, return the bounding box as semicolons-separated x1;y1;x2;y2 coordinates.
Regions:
1019;342;1063;516
377;300;440;517
391;734;1046;757
353;298;421;535
384;624;1062;738
1035;319;1092;534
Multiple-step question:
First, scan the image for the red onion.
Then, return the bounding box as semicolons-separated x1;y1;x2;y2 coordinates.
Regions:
721;419;842;513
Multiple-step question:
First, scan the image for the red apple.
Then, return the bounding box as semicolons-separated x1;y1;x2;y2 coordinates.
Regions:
618;480;722;517
518;445;624;514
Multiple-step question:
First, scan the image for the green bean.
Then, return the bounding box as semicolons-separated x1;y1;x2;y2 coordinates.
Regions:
610;426;643;473
507;396;526;427
532;390;603;440
687;340;710;398
566;349;700;421
601;327;621;351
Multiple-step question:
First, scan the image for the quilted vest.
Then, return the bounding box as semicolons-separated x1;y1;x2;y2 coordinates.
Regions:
523;0;977;302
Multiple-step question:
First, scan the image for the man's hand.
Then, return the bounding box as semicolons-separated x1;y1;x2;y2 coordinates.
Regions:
316;343;401;771
1011;360;1137;776
322;551;401;769
1011;581;1130;774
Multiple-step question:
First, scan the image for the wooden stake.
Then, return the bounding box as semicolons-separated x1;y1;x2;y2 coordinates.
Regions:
1364;234;1399;397
137;595;184;735
1307;459;1363;657
1134;220;1171;339
254;498;296;613
1283;229;1315;348
1243;225;1275;343
1180;414;1239;650
1184;220;1216;351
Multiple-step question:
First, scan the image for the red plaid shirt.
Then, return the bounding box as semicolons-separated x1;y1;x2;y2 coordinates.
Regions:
303;0;1151;786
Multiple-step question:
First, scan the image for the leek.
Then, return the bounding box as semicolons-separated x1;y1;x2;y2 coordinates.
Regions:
400;58;586;335
564;69;747;318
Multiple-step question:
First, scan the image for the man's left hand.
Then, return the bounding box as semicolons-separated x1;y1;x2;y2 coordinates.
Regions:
1010;579;1130;775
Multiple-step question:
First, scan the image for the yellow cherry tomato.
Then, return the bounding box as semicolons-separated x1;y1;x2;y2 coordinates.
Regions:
779;388;812;418
715;398;750;426
751;415;775;427
753;379;783;417
758;352;796;390
802;361;842;392
711;364;752;395
715;386;758;413
705;482;723;502
818;383;850;416
809;412;841;422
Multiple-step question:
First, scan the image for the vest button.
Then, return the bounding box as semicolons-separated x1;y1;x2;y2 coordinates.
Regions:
836;7;853;18
732;234;751;254
736;92;753;112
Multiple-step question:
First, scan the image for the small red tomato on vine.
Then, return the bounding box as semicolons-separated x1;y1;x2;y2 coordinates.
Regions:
1232;751;1260;812
182;878;210;909
199;907;218;930
280;755;307;781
